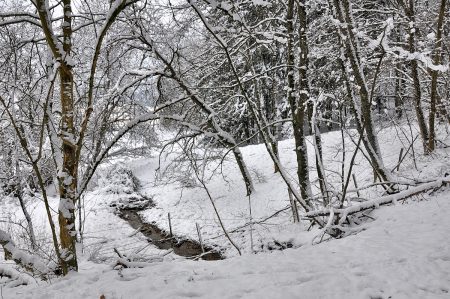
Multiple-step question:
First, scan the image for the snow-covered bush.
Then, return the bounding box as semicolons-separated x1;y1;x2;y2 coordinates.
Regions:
97;164;151;210
97;164;141;195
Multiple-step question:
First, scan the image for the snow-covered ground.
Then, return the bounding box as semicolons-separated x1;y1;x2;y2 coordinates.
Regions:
131;124;450;256
1;122;450;298
4;189;450;299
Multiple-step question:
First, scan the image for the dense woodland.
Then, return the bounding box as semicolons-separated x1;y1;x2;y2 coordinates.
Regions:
0;0;449;281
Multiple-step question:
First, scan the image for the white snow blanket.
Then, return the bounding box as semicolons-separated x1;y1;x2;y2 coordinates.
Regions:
5;191;449;299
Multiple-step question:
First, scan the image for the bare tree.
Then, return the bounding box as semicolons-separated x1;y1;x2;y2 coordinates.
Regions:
428;0;447;151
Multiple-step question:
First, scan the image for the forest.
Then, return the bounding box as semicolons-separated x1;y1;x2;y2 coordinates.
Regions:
0;0;449;298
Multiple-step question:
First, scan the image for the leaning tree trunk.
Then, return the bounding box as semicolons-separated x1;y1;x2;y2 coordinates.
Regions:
149;44;255;195
248;53;281;174
16;185;37;250
332;0;392;184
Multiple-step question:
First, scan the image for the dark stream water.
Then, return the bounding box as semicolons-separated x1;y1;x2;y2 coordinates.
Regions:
118;207;223;261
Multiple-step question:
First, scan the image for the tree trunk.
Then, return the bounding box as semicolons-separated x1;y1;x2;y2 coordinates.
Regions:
428;0;447;151
394;26;403;118
16;185;37;250
270;75;280;173
287;0;312;202
332;0;392;184
57;0;78;274
404;0;429;153
395;65;403;118
58;65;78;274
298;0;328;204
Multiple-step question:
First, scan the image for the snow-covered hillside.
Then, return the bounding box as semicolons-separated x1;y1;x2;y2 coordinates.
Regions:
1;0;449;297
1;125;450;298
4;185;450;299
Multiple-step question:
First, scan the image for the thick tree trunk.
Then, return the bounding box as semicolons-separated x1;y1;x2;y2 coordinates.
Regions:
58;64;78;274
57;0;78;274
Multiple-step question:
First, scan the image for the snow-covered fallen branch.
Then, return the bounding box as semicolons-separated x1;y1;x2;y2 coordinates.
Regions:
311;208;335;245
0;264;35;287
114;256;165;269
304;178;449;220
115;258;151;269
0;230;54;277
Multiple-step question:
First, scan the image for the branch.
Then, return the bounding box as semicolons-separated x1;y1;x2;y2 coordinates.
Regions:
0;17;42;28
77;0;139;162
0;230;53;277
33;0;62;59
305;178;449;219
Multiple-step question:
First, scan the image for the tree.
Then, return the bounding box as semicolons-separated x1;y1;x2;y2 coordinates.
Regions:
428;0;447;151
0;0;139;274
330;0;393;184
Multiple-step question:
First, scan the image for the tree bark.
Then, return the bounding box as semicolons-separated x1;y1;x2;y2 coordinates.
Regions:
428;0;447;151
404;0;429;153
57;0;78;274
286;0;312;202
394;26;403;118
332;0;392;184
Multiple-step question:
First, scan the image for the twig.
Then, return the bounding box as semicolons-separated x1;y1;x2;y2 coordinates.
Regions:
390;135;418;172
185;147;242;255
113;248;123;259
196;223;204;253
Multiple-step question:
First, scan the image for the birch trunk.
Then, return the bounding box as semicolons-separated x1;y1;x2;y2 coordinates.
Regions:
57;0;78;274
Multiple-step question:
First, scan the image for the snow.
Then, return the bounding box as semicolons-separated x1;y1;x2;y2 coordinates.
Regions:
0;230;53;275
129;124;449;257
305;178;448;219
4;191;450;298
2;1;449;297
1;123;450;298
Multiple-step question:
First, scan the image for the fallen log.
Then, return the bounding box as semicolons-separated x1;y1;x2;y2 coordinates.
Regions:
304;178;449;222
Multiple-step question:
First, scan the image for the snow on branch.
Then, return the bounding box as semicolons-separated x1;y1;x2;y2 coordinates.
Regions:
0;17;42;28
0;230;53;276
78;0;139;161
354;17;448;73
0;264;34;287
304;178;449;220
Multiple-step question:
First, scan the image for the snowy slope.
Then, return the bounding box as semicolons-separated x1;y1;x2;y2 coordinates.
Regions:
130;124;450;256
1;123;449;298
5;189;450;299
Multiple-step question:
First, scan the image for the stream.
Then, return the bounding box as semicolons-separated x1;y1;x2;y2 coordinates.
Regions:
117;206;223;261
